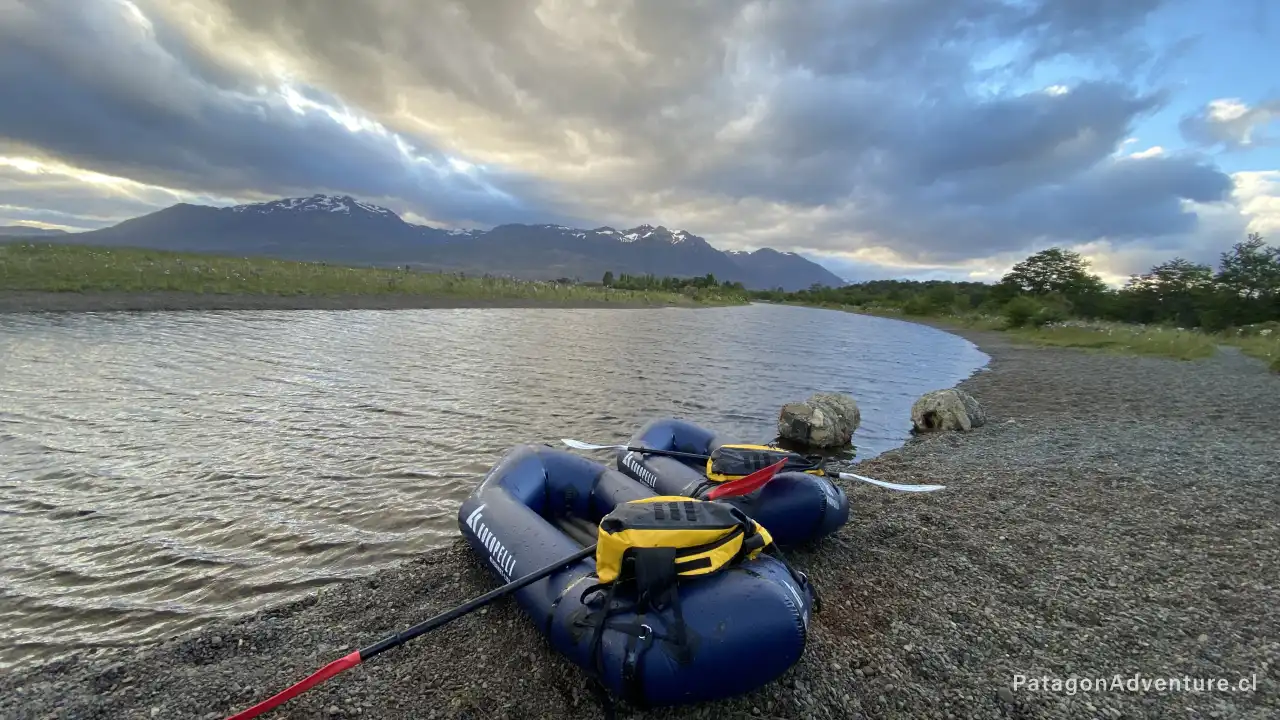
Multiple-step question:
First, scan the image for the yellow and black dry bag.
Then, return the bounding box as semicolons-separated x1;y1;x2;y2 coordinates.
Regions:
594;496;772;585
704;444;824;483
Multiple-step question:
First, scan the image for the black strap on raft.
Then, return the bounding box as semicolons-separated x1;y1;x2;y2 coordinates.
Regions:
571;544;813;718
573;547;698;717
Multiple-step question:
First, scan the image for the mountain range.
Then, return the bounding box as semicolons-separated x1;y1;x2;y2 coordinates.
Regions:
1;194;845;290
0;225;67;237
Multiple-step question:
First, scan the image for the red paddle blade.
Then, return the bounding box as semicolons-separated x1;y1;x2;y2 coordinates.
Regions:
706;457;789;499
225;650;362;720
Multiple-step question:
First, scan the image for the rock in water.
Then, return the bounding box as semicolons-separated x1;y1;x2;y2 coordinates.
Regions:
777;392;861;448
911;389;986;432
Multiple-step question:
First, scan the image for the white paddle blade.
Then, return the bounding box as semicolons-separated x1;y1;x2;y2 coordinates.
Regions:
561;439;626;451
838;472;946;493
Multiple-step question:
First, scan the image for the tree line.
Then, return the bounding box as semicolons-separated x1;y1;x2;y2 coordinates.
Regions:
748;233;1280;331
602;271;747;294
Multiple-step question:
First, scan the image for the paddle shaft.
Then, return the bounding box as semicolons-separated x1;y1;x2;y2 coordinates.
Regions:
360;542;597;659
626;448;941;492
225;543;597;720
620;446;711;462
598;443;944;493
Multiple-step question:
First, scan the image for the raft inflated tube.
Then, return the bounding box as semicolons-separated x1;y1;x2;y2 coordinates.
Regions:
615;418;850;546
457;444;814;708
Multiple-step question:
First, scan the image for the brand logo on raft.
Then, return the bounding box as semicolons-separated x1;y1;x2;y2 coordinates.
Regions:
780;575;810;631
819;476;842;507
623;452;659;488
465;504;516;581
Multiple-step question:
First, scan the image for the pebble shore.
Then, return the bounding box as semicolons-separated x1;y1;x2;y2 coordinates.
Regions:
2;329;1277;720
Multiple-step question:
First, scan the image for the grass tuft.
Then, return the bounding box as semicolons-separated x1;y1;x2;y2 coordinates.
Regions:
1006;323;1218;360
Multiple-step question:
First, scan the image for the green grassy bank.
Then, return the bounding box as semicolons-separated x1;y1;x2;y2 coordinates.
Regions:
796;301;1280;369
0;243;746;307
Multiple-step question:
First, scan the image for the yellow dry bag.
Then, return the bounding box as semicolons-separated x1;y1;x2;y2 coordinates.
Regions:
593;496;772;585
704;444;825;483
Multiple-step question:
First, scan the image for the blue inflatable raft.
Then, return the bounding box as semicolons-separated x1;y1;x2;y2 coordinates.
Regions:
457;444;816;708
616;418;850;546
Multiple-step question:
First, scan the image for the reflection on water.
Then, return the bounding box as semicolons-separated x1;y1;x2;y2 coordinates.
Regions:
0;302;987;667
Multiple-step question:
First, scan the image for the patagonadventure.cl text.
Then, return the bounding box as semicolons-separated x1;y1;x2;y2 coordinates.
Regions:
1012;673;1258;696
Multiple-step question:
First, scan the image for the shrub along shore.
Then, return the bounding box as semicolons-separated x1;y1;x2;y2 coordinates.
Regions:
0;243;749;311
837;306;1277;369
751;233;1280;371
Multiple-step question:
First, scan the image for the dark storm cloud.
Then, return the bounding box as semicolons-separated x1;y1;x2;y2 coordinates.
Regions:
0;0;1250;265
1179;97;1280;151
0;0;577;227
1008;0;1169;67
209;0;744;123
830;152;1234;264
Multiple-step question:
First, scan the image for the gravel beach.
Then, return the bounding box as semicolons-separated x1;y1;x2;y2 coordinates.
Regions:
2;329;1277;720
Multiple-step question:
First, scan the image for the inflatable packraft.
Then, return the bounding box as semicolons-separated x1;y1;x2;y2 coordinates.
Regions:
615;418;850;546
457;444;816;708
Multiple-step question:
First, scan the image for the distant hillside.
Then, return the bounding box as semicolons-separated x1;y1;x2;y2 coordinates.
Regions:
46;194;844;291
0;226;69;237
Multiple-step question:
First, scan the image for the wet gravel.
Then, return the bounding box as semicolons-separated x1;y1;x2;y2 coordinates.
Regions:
3;330;1278;719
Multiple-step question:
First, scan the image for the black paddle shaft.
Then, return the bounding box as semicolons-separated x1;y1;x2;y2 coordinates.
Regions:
358;543;598;661
629;446;829;473
625;446;710;462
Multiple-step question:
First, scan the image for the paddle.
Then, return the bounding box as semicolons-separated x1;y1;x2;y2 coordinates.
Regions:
561;438;711;462
224;544;597;720
705;457;789;499
833;471;945;493
560;439;946;493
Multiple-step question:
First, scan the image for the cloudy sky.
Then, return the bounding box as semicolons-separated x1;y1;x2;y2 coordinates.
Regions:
1;0;1277;283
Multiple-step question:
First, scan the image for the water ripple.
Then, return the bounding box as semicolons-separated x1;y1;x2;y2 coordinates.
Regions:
0;303;986;668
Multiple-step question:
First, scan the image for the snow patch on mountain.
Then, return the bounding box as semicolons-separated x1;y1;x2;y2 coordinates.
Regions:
613;224;699;245
353;200;393;215
230;194;395;217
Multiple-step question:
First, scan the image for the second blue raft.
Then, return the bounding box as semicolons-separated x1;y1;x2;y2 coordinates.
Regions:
616;417;851;546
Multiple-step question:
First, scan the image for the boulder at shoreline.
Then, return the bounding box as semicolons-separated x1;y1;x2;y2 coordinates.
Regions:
911;388;986;432
777;392;861;448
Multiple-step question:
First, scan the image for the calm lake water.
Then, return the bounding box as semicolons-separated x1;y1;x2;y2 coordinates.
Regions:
0;302;987;668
